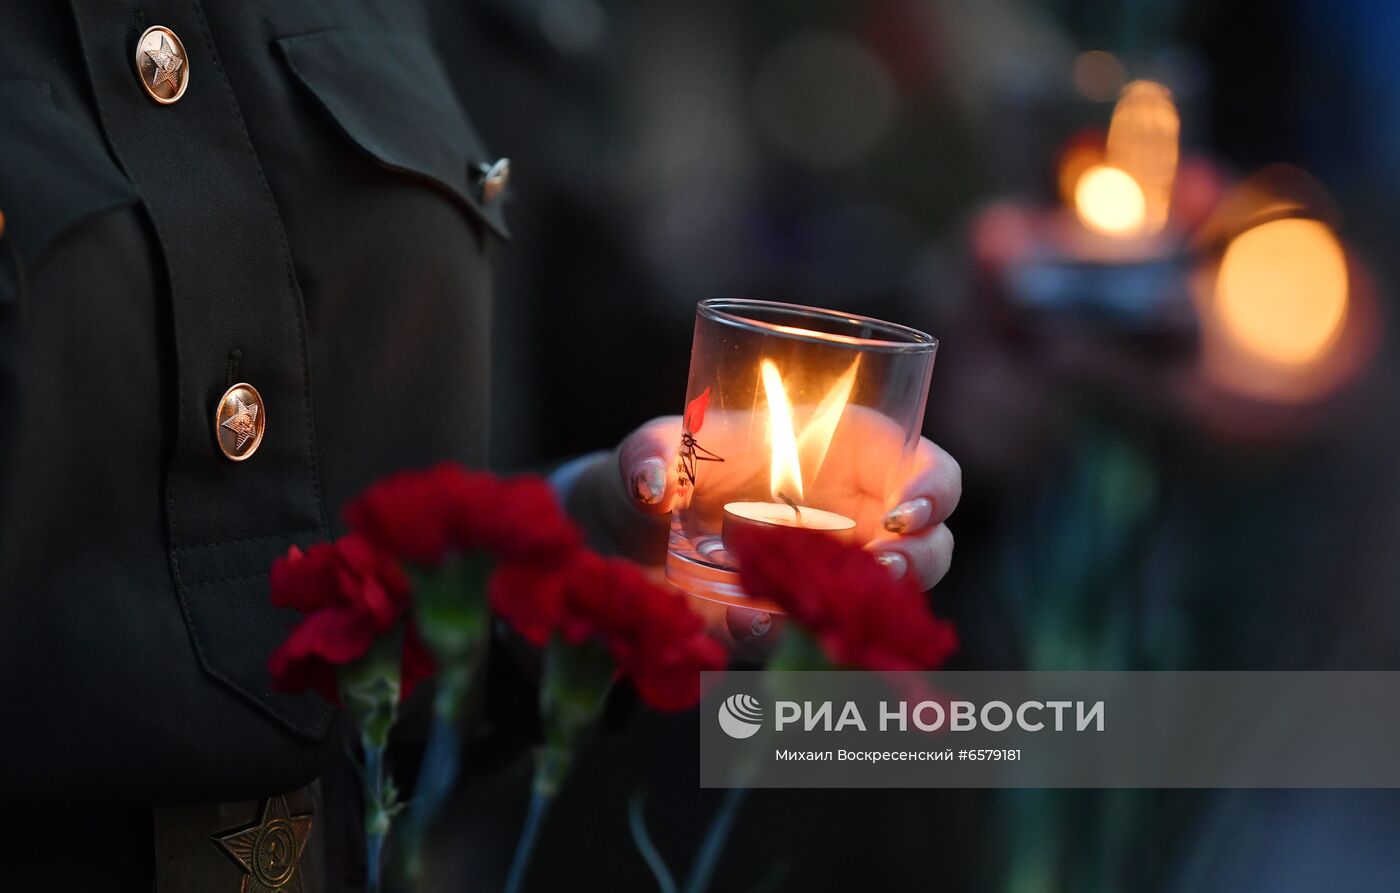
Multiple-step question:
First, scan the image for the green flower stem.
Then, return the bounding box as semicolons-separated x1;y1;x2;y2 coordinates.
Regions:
362;735;389;893
628;791;679;893
395;665;472;886
498;638;609;893
396;555;490;888
667;633;800;893
502;747;569;893
682;786;749;893
502;790;549;893
339;636;405;893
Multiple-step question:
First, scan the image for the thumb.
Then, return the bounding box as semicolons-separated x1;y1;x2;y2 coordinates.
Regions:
617;416;682;515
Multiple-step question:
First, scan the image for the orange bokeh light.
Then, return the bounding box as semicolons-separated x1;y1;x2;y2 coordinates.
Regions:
1106;80;1179;234
1073;50;1126;103
1215;218;1349;366
1074;164;1147;236
1057;132;1106;207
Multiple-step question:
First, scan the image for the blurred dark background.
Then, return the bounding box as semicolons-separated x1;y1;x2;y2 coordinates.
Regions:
425;0;1400;890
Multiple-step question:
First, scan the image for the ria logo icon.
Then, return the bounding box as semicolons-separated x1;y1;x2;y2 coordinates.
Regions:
718;693;764;739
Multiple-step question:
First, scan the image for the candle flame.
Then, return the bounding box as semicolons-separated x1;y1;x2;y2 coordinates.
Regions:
797;356;860;481
761;359;805;503
1074;164;1147;235
1105;80;1179;234
1066;80;1179;237
760;356;860;506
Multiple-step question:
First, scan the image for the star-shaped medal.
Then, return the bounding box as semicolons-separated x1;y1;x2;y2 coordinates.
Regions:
212;796;313;893
144;35;184;91
220;395;260;451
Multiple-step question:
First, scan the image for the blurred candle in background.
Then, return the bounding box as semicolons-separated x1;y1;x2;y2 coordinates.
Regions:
1105;80;1180;235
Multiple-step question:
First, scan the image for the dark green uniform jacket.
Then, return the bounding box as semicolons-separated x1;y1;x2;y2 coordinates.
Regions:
0;0;505;886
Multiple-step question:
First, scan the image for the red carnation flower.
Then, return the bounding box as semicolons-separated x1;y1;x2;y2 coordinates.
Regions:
267;534;426;703
344;464;467;566
268;605;380;703
491;550;727;711
270;534;410;629
346;463;581;568
559;554;727;711
451;474;581;564
727;525;957;671
626;604;732;710
487;561;571;647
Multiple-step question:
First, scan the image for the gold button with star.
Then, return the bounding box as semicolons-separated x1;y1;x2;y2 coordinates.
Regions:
134;25;189;105
215;383;266;461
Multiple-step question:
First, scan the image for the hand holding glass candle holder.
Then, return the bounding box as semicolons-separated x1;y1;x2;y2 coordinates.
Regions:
985;80;1199;338
666;299;937;612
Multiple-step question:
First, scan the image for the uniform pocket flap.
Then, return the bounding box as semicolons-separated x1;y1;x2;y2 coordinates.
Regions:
0;80;139;303
276;30;509;240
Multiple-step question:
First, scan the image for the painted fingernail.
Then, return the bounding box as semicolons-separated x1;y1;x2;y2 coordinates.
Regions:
632;457;668;505
874;551;908;580
882;497;933;534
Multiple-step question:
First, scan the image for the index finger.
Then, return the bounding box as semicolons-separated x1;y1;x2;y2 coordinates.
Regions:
881;438;961;533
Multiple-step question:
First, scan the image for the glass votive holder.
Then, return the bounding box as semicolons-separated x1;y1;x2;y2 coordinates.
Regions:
666;299;938;615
